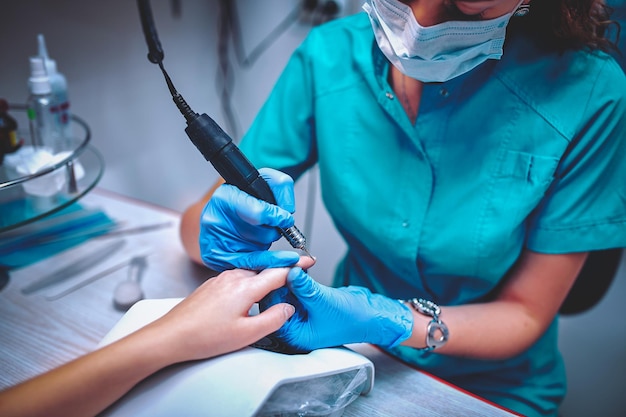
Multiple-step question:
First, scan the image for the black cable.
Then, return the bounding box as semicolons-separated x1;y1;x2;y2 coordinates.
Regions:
170;0;181;18
137;0;323;272
214;0;311;141
216;0;240;141
137;0;164;64
228;0;303;68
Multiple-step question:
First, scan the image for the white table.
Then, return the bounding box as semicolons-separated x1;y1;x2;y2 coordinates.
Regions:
0;188;518;417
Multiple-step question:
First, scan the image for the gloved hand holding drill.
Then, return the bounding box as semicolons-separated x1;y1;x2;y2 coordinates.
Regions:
199;167;302;272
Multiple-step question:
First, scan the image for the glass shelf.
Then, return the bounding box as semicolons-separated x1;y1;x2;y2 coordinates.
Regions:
0;105;104;233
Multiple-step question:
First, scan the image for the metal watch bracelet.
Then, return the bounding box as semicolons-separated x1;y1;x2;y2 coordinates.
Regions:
407;298;449;351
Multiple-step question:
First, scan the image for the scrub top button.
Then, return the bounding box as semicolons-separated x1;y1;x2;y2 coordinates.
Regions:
386;92;394;100
402;221;410;228
439;88;449;98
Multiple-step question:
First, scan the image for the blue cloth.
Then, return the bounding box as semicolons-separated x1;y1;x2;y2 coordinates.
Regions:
239;12;626;417
0;203;116;268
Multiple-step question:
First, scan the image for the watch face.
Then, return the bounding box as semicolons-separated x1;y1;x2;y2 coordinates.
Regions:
426;320;449;350
408;298;448;351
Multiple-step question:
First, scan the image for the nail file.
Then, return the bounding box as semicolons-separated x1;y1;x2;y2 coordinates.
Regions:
21;239;125;295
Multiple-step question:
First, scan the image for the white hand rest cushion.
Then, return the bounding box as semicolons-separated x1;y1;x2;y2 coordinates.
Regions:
97;298;374;417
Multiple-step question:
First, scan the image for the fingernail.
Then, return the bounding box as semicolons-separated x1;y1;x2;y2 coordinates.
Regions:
284;304;295;318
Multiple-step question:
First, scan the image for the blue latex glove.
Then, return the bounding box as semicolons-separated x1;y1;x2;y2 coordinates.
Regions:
199;168;301;271
270;267;414;352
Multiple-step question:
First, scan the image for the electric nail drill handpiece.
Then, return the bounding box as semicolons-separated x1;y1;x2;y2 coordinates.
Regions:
136;0;311;257
182;102;311;256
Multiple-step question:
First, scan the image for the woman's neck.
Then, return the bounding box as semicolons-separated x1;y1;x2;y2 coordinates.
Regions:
390;66;423;125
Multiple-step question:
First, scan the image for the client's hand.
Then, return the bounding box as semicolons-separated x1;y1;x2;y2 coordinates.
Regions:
148;267;295;363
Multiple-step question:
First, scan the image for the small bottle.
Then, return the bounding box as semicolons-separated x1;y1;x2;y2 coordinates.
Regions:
27;56;61;151
38;34;71;143
0;99;23;165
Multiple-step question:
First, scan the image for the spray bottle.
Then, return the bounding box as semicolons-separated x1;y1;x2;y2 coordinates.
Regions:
6;56;69;198
37;34;71;142
27;56;61;151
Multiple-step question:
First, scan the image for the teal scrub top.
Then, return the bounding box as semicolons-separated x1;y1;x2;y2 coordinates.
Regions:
239;13;626;417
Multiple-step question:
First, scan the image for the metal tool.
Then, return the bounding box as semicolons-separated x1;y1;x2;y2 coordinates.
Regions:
21;239;125;295
45;253;149;301
137;0;312;258
113;255;148;311
100;221;173;237
66;160;78;193
35;221;173;247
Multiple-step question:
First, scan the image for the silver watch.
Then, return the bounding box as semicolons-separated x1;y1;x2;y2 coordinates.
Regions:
407;298;449;351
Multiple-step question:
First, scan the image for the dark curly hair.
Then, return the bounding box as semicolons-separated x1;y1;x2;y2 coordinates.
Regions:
518;0;621;53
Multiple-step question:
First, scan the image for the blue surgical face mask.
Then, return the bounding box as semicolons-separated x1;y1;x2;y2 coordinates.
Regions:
363;0;524;82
